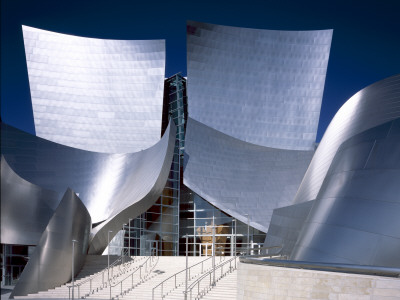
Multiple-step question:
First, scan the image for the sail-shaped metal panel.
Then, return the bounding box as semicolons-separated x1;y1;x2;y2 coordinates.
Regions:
291;119;400;268
293;74;400;204
1;156;60;245
187;21;332;150
1;121;176;226
22;25;165;153
10;188;91;298
184;118;314;233
185;21;332;232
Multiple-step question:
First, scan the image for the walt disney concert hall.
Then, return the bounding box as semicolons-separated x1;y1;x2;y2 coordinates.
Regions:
1;21;399;298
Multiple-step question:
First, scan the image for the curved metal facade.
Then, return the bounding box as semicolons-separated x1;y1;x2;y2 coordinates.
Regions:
183;118;314;233
1;121;176;225
293;74;400;204
22;25;165;153
1;156;60;245
184;21;332;233
10;188;91;298
187;21;332;151
263;200;315;257
88;120;176;254
291;118;400;267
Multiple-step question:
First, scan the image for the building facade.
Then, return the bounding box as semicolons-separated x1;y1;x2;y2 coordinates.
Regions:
1;21;334;288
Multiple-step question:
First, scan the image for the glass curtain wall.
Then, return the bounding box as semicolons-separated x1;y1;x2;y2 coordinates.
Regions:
122;74;187;256
179;186;266;256
1;245;35;286
121;73;266;257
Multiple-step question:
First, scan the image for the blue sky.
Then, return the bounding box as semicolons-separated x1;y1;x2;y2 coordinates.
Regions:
1;0;399;141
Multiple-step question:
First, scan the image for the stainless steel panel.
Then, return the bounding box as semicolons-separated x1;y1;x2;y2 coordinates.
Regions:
291;118;400;267
10;188;91;298
263;200;315;257
293;74;400;204
187;21;332;151
1;120;176;225
183;118;314;233
22;25;165;153
88;120;176;254
1;156;60;245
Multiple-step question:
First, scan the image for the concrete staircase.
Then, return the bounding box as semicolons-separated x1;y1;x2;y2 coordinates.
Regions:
13;256;229;300
151;256;223;300
161;257;236;300
13;255;147;299
200;269;237;300
15;256;236;300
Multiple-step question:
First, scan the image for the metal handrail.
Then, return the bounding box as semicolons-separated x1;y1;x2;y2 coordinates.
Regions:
152;256;219;300
79;256;129;285
235;245;283;256
186;256;238;300
68;254;134;300
110;250;159;299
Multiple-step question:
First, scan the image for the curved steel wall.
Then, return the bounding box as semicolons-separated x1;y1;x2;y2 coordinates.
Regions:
88;120;176;254
183;118;314;233
293;74;400;204
10;188;91;298
263;200;315;257
1;156;60;245
1;120;176;225
22;25;165;153
291;119;400;267
187;21;332;151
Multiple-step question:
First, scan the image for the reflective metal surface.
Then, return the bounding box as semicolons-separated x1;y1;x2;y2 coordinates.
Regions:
291;118;400;267
10;188;91;298
184;21;332;234
22;25;165;153
1;121;176;224
187;21;332;151
263;200;314;257
88;121;176;254
183;118;314;233
293;74;400;204
1;156;60;245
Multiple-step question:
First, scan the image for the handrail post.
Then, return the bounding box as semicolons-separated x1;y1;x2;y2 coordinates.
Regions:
71;240;77;300
161;282;163;298
212;218;215;286
185;235;188;300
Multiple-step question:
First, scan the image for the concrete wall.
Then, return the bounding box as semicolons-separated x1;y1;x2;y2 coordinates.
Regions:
237;262;400;299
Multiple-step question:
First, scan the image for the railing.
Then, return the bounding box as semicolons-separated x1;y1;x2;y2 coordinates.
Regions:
152;256;220;300
235;245;283;256
68;254;137;299
110;250;159;299
185;256;238;300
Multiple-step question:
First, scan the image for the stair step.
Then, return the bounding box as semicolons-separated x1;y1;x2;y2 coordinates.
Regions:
13;256;236;300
